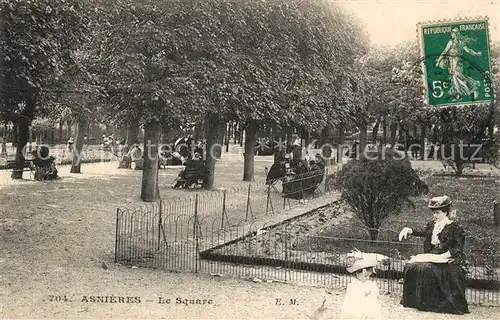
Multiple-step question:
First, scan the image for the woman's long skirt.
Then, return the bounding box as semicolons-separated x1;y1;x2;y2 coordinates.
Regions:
401;262;469;314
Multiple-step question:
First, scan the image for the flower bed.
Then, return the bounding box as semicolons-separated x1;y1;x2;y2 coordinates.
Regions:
200;188;500;289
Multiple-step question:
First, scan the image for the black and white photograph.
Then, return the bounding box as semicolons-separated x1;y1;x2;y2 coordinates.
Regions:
1;0;499;319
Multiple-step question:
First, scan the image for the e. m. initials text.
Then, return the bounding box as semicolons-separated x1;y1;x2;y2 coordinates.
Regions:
275;298;298;306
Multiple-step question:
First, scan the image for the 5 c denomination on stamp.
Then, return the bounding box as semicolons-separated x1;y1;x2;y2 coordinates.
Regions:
418;18;493;108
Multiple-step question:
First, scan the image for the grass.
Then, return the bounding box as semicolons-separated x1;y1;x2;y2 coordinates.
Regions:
319;174;500;252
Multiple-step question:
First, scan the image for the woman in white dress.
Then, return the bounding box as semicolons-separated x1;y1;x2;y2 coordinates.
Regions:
340;258;382;320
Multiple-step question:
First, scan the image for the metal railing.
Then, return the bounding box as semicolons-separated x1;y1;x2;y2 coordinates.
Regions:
115;183;499;306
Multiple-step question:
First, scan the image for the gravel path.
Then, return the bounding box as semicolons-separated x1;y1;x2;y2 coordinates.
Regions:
1;153;499;319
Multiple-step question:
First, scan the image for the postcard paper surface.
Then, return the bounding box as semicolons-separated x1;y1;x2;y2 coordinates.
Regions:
1;1;499;319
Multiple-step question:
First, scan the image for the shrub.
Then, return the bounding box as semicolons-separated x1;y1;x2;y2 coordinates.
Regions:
334;147;428;240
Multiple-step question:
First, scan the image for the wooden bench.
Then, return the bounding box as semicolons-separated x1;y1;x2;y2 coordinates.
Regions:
0;159;34;178
1;160;32;171
282;168;325;199
172;161;208;190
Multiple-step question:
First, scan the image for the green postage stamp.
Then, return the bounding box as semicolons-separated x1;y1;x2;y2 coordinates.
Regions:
418;18;493;108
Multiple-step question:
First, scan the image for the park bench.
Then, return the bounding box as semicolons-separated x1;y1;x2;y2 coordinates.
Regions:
282;168;325;199
171;161;208;190
2;159;33;171
0;159;35;178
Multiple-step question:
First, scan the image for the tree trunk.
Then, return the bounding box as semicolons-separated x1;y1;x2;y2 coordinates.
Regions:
303;128;310;150
59;119;64;143
67;120;73;139
239;124;243;147
488;122;495;137
336;124;345;164
50;127;55;145
203;113;222;190
70;119;88;174
398;129;406;147
359;122;368;154
213;120;224;159
320;125;334;161
382;117;387;145
12;123;18;148
193;119;203;142
412;125;418;141
218;122;225;145
11;116;30;179
243;120;258;182
368;228;379;241
28;127;33;153
420;122;427;160
1;136;6;156
125;118;140;148
225;121;231;152
389;122;398;145
140;120;161;202
233;121;238;144
372;117;381;144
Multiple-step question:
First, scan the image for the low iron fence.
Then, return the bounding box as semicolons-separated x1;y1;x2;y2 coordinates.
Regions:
115;186;500;306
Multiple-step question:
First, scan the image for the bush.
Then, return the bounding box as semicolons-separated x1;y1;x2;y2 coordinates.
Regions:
334;148;428;240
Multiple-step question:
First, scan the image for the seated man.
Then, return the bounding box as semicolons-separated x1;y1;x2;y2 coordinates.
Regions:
173;153;206;189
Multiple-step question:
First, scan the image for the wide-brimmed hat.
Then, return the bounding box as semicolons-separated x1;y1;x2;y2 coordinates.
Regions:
428;195;452;209
346;257;377;273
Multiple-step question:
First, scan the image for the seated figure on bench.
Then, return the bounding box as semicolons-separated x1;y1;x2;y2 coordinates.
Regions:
266;156;288;186
173;153;207;189
309;153;326;171
118;146;130;169
32;146;58;181
291;159;310;175
128;143;143;170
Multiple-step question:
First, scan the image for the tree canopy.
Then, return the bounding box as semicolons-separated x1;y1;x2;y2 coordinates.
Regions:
0;0;90;122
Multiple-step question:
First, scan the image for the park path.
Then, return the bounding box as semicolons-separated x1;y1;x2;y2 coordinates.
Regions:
1;147;499;319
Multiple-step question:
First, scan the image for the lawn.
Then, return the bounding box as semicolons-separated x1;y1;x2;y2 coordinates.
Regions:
319;174;500;252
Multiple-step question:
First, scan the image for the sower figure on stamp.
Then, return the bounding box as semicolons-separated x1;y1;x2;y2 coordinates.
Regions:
398;196;469;315
436;27;482;101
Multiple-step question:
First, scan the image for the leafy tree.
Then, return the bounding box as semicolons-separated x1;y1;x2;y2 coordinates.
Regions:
201;0;369;181
0;0;89;178
387;40;499;174
334;148;429;240
428;105;496;175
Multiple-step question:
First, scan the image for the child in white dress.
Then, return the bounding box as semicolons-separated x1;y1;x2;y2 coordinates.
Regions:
339;258;382;320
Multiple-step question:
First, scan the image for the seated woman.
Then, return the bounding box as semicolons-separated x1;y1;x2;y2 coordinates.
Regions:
118;146;130;169
128;143;143;170
266;157;287;185
32;146;58;180
398;196;469;315
291;159;309;175
309;154;326;171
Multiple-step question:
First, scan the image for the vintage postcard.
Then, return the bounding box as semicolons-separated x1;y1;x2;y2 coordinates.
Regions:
1;0;499;319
